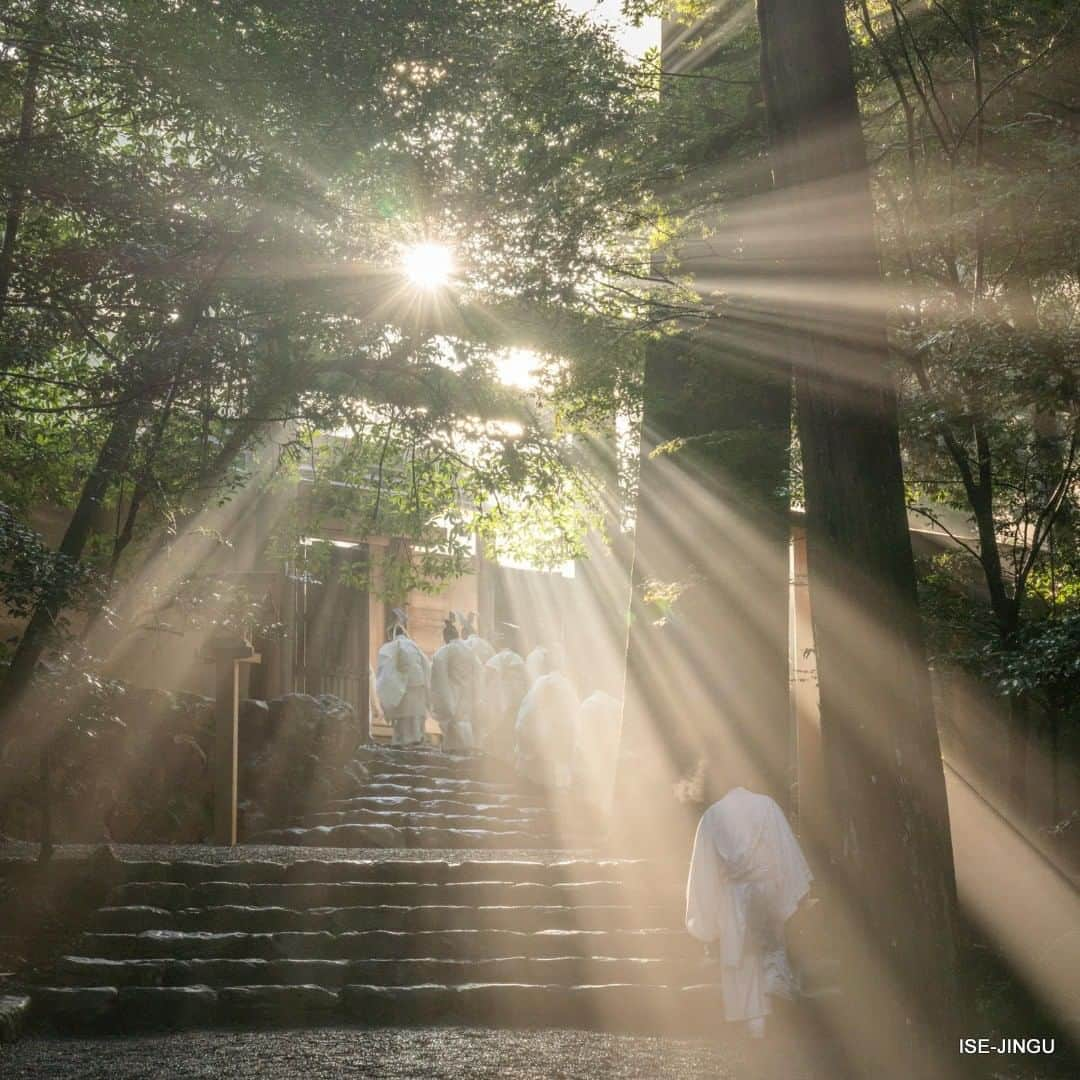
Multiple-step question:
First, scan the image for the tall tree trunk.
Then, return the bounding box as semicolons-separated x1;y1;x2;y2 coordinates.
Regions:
615;15;792;861
0;0;52;328
757;1;961;1075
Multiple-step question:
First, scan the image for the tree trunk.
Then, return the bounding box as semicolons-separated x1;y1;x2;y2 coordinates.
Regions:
615;15;792;860
757;1;961;1075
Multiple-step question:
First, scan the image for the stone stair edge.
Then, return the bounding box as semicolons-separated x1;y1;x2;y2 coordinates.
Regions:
87;904;680;935
70;926;700;962
33;955;706;992
24;980;728;1035
104;857;649;883
0;994;31;1043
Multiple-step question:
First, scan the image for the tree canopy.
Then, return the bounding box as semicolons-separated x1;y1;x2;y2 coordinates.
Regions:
0;0;659;665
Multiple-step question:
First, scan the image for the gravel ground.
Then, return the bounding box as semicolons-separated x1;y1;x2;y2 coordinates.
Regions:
0;1027;772;1080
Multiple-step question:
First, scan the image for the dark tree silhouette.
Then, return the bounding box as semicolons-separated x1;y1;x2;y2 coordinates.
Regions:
757;0;962;1074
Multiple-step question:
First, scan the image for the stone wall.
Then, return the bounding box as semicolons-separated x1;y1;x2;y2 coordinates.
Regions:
237;692;366;838
0;687;361;845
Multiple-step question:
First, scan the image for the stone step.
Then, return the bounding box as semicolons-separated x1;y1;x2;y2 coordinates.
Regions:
300;810;552;833
255;824;573;849
77;927;700;962
0;994;31;1043
326;795;544;815
92;903;677;935
355;746;475;767
357;782;522;799
363;762;515;783
111;858;651;887
250;824;412;848
51;954;704;989
29;983;337;1031
29;981;729;1034
251;825;559;849
112;878;634;910
359;774;520;792
324;796;549;815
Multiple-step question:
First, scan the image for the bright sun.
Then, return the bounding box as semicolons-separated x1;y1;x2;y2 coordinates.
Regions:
402;242;454;289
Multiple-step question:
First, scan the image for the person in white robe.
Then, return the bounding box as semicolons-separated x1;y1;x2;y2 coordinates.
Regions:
572;691;622;814
464;633;495;665
457;612;496;665
524;643;565;687
375;626;431;747
430;618;484;753
685;786;812;1037
483;648;528;759
514;670;579;788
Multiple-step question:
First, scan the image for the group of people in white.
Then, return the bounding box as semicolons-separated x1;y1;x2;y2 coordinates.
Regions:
373;613;622;812
374;612;813;1041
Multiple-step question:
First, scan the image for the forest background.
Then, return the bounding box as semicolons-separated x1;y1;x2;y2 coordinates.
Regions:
0;1;1076;841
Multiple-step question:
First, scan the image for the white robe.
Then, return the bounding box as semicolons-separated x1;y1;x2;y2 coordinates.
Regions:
572;691;622;813
430;639;483;752
515;672;579;788
464;634;495;665
483;649;528;759
685;788;812;1022
524;645;560;686
375;636;431;746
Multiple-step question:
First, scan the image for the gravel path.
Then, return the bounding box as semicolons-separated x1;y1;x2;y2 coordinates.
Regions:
1;1027;767;1079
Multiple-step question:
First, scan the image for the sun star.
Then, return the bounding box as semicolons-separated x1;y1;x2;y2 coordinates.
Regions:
402;241;454;289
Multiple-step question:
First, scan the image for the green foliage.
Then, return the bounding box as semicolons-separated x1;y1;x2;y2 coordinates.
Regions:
978;613;1080;709
849;0;1080;701
0;502;93;639
0;0;657;650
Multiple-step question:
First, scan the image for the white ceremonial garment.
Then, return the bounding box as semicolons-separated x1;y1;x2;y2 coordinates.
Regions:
524;646;557;687
430;639;483;752
464;634;496;665
515;672;579;788
685;788;813;1023
376;636;431;746
483;650;527;758
572;691;622;813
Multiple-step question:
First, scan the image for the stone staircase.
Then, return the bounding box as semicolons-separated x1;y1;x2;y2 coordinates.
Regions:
19;748;729;1035
20;854;723;1034
251;745;594;850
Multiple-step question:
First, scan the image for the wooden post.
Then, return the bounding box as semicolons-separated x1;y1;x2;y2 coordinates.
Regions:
208;641;260;846
790;525;826;843
213;655;239;846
